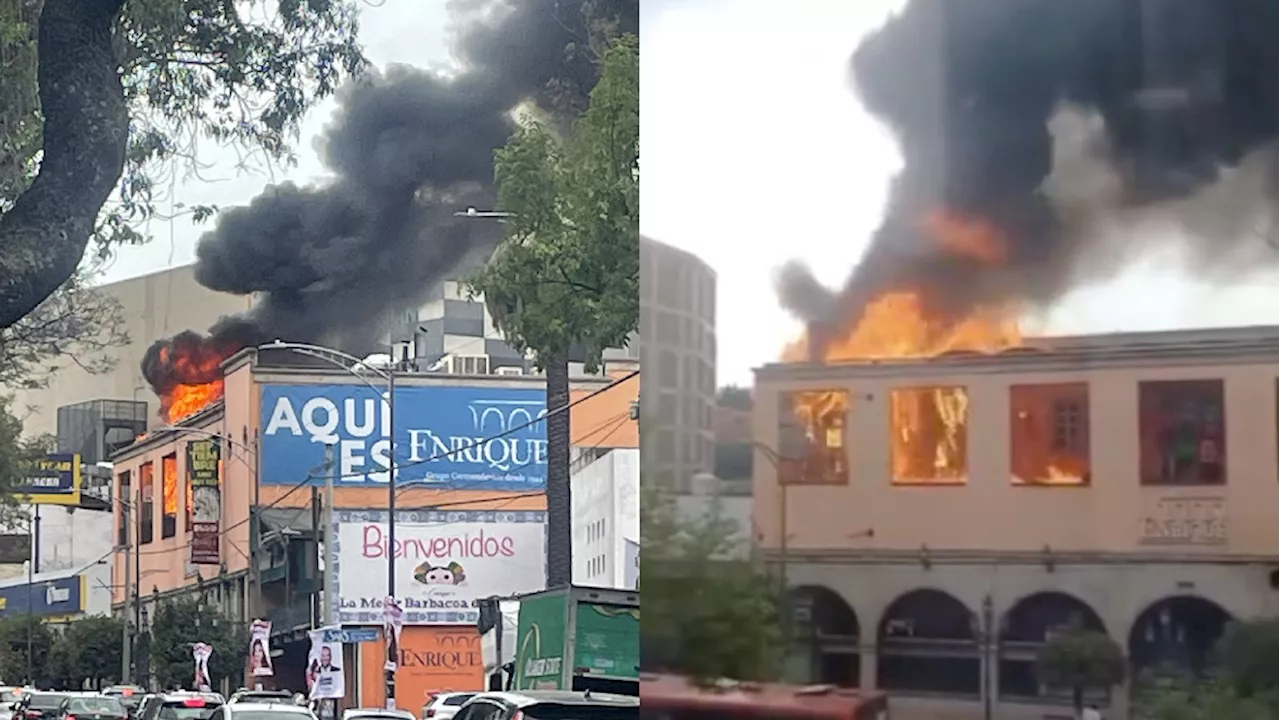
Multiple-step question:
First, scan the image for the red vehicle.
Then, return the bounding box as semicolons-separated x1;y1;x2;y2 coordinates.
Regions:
639;674;888;720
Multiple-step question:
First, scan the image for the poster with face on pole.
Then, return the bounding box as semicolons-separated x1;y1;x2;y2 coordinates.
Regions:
307;628;345;700
250;620;274;677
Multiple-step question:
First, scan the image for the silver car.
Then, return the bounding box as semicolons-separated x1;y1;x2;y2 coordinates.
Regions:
341;710;414;720
419;695;475;720
212;703;316;720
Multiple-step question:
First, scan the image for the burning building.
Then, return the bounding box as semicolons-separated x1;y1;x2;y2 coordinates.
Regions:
141;0;637;425
755;1;1278;717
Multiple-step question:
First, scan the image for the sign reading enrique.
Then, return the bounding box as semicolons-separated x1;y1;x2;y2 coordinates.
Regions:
331;510;547;626
260;383;549;490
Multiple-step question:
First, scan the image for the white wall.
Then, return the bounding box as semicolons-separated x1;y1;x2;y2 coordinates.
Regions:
0;505;115;582
31;505;114;572
673;474;755;559
570;449;639;589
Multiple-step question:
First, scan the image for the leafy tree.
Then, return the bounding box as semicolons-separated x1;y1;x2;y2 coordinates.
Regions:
148;596;244;690
640;484;780;681
0;613;55;685
466;35;638;585
62;614;126;688
1;264;129;390
1037;623;1126;717
0;0;366;329
1134;618;1278;720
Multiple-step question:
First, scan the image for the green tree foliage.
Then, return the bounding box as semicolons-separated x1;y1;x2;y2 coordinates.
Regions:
640;485;781;682
466;35;638;585
61;614;126;688
1037;623;1126;716
0;0;367;328
1134;618;1279;720
0;613;55;685
148;596;245;690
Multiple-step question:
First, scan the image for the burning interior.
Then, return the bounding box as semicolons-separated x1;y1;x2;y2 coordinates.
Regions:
773;0;1274;482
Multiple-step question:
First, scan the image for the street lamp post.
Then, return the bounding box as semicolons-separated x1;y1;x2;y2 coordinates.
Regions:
259;340;402;709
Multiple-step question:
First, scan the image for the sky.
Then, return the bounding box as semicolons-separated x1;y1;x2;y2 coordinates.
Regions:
640;0;1279;387
99;3;455;283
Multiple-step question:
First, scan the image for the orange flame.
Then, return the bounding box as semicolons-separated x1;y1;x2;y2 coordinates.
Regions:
781;209;1027;484
162;455;178;516
157;344;229;424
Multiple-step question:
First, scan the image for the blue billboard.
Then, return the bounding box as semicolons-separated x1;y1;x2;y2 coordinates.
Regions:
0;575;85;618
260;384;548;491
15;453;81;506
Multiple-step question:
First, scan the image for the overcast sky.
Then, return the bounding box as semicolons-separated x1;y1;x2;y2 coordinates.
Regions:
99;3;454;282
641;0;1279;387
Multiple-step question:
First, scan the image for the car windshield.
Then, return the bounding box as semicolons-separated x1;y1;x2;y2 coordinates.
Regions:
520;705;638;720
441;697;473;707
0;693;20;704
28;696;66;711
69;698;126;715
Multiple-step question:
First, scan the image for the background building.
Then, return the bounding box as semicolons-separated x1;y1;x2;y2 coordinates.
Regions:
0;562;114;623
752;325;1279;720
639;236;717;492
571;448;640;588
5;265;251;437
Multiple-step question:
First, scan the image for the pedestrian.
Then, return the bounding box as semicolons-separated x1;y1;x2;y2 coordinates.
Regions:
1081;703;1102;720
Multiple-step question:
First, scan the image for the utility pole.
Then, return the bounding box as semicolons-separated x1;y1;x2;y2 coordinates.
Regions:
134;486;142;686
385;343;399;710
121;496;132;683
324;444;337;626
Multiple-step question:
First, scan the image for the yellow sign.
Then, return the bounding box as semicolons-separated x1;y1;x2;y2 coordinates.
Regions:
17;453;82;506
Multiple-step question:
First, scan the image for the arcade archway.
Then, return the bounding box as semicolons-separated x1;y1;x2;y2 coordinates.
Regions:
786;585;861;686
998;591;1110;702
876;588;979;696
1128;595;1233;679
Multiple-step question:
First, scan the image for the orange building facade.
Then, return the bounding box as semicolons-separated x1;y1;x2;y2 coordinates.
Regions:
111;348;637;696
752;326;1278;720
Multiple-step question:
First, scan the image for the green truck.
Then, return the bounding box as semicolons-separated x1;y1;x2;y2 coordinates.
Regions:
512;585;640;694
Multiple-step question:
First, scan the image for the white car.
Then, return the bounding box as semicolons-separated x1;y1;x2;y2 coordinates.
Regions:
420;694;477;720
213;702;317;720
341;710;414;720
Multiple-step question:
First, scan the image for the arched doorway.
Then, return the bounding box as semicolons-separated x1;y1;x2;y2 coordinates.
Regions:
1128;596;1233;679
787;585;861;686
876;589;979;696
998;591;1110;703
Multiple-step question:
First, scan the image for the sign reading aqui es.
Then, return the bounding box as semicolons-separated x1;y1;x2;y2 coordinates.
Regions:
187;439;222;565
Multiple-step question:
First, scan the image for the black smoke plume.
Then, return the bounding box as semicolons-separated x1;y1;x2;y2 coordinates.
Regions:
143;0;637;401
779;0;1278;356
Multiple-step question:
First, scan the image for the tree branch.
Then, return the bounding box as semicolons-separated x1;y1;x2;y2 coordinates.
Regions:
0;0;129;329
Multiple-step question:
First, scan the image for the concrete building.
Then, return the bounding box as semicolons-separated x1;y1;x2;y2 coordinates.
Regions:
571;449;640;588
674;473;754;558
109;348;638;700
639;236;717;492
751;325;1279;720
6;265;251;437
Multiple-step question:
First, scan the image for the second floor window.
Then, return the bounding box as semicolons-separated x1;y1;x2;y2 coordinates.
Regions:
117;471;131;548
1139;379;1226;486
140;462;154;545
161;454;178;539
778;389;849;485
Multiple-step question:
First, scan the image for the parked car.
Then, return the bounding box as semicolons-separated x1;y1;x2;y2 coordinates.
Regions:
99;688;144;720
214;703;316;720
55;694;128;720
15;693;70;720
135;693;225;720
341;709;414;720
452;691;638;720
225;694;294;708
419;695;475;720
